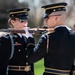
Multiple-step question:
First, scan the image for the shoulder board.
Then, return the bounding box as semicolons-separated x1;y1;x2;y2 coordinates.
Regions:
70;30;75;34
0;32;10;37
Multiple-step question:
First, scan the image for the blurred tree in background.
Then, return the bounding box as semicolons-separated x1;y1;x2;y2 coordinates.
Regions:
0;0;28;28
20;0;75;29
0;0;75;29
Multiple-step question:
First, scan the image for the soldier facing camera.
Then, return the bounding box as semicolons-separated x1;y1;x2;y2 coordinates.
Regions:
7;7;35;75
0;7;35;75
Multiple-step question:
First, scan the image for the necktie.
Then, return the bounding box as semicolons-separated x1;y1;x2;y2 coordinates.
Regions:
22;35;26;43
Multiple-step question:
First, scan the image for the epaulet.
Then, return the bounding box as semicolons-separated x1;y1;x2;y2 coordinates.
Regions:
0;32;10;37
70;30;75;34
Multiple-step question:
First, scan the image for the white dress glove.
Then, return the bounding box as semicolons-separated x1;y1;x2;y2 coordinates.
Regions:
23;27;33;38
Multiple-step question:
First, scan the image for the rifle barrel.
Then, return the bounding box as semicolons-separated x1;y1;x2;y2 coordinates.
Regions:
0;28;54;35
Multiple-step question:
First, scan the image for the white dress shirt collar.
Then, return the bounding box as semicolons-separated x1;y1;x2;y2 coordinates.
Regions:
54;25;72;31
17;33;22;38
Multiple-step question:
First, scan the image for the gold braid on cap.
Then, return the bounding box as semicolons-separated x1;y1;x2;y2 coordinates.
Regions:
10;10;27;14
45;6;65;10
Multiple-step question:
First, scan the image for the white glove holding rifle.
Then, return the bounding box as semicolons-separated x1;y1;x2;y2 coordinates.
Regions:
23;27;33;38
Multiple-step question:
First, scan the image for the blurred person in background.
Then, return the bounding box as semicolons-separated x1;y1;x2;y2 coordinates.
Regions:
24;2;75;75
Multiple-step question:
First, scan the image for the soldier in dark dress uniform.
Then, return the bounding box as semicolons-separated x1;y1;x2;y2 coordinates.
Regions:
24;2;75;75
0;8;34;75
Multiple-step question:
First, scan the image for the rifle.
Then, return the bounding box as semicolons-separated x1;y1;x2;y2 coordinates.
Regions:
0;27;54;35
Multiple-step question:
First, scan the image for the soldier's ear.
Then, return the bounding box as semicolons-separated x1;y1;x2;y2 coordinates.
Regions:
11;20;15;25
55;16;60;21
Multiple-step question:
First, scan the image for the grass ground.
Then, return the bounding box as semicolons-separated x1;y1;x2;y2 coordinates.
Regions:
34;58;44;75
34;35;44;75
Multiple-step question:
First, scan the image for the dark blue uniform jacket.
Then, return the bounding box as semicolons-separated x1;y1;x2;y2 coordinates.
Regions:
27;26;75;75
